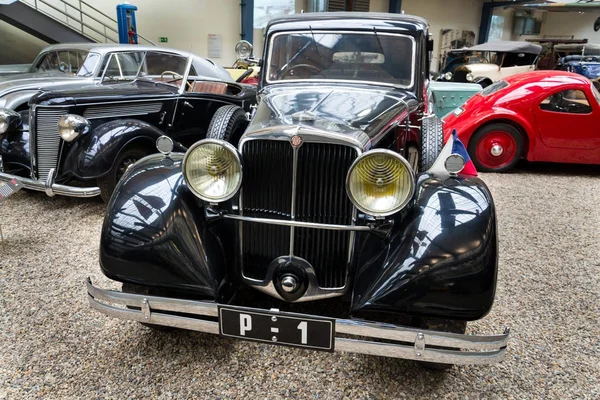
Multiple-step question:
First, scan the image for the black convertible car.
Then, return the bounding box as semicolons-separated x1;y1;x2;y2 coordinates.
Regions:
87;13;509;369
0;48;256;202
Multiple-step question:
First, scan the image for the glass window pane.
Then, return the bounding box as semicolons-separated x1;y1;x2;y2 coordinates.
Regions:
267;32;414;87
77;53;100;77
144;52;188;76
540;89;592;114
103;52;145;81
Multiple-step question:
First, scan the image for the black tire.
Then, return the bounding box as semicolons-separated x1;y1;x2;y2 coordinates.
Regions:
468;123;523;173
420;116;444;172
97;146;149;203
206;105;248;146
122;283;173;332
417;318;468;371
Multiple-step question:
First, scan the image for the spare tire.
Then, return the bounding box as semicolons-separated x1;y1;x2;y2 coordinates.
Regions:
206;105;248;146
420;116;444;172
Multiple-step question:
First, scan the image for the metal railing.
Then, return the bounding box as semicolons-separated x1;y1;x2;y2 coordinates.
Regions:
19;0;156;45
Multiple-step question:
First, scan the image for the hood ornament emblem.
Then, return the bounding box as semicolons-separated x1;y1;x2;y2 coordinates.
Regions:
290;135;303;148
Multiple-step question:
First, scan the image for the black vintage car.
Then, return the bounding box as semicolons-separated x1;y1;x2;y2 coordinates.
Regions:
0;48;256;201
87;13;509;369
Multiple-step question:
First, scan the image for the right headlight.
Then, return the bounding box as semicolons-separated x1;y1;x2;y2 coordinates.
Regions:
346;150;415;217
0;108;22;135
58;114;90;142
183;139;242;202
443;72;453;81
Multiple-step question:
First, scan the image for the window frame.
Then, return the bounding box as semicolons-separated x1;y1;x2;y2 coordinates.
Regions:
538;88;593;115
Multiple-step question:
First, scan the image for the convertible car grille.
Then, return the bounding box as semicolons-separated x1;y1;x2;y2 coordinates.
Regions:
240;140;357;288
34;107;68;181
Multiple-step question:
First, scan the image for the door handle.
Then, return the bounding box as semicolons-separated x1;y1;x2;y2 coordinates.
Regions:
183;101;194;109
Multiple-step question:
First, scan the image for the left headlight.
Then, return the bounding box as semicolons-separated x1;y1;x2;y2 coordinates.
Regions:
0;108;22;135
183;139;242;202
466;72;475;82
346;150;415;217
58;114;90;142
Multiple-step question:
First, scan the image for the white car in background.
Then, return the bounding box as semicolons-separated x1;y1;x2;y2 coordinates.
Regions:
438;41;542;88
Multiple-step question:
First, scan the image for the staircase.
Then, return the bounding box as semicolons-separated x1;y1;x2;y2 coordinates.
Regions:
0;0;154;45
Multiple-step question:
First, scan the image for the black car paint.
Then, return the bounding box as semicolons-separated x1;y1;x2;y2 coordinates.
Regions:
98;13;499;322
0;79;256;182
100;154;498;321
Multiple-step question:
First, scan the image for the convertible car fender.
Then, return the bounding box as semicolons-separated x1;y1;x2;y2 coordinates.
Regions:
0;90;39;111
351;174;499;321
99;153;228;300
62;119;184;180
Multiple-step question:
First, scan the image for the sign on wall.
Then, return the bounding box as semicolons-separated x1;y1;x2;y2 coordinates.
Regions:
159;37;168;43
208;34;222;58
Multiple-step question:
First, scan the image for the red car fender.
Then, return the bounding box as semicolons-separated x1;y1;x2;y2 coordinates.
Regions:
445;107;538;160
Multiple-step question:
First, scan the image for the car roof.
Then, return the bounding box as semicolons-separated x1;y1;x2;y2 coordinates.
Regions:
38;43;189;56
503;70;591;87
267;12;428;33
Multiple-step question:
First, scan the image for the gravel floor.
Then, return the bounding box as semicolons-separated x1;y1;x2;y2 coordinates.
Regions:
0;161;599;399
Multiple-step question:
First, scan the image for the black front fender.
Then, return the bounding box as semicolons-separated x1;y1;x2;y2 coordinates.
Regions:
0;111;31;174
351;175;498;321
62;119;177;180
99;153;227;299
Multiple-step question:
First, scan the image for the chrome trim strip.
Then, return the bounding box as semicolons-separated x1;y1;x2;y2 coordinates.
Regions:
289;145;299;255
0;171;100;198
87;279;510;365
223;214;371;231
265;30;417;90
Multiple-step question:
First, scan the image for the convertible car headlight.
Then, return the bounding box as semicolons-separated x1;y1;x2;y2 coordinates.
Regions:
346;150;415;217
183;139;242;202
466;72;475;82
58;114;90;142
0;108;21;135
443;72;453;81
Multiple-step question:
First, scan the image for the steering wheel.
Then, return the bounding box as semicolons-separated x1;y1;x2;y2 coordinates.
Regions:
281;64;320;79
58;61;69;73
160;71;192;90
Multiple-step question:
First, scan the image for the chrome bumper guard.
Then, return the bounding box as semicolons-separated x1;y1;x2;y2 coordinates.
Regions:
87;279;509;365
0;157;100;198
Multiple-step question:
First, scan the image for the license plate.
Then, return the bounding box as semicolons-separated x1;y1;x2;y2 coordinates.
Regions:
218;306;335;351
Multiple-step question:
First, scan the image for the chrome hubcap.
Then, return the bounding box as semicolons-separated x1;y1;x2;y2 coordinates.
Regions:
490;144;504;157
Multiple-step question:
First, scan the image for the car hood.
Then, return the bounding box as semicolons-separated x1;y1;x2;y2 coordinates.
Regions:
0;72;89;96
31;80;178;106
243;84;418;150
463;64;500;75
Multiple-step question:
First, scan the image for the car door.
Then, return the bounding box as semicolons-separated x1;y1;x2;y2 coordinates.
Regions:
532;86;600;151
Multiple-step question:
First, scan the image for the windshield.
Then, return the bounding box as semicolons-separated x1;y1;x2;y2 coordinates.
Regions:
30;50;97;76
267;31;415;87
101;51;189;86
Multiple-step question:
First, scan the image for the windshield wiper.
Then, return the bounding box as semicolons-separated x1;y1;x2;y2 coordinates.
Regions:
372;27;388;63
278;40;313;77
309;25;324;66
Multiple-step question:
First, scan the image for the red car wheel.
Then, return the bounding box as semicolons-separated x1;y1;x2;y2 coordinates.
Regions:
469;123;523;172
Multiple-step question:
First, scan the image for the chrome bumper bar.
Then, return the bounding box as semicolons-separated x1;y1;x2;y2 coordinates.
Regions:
87;279;510;365
0;157;100;198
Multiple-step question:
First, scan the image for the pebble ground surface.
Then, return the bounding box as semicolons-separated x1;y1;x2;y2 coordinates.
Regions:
0;161;598;399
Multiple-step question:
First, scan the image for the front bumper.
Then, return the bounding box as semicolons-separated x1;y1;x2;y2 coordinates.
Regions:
87;279;510;365
0;156;100;198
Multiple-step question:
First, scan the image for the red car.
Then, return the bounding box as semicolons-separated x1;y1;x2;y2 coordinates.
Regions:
443;71;600;171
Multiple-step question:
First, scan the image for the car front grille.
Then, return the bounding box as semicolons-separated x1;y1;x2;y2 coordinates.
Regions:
240;139;357;289
34;107;68;181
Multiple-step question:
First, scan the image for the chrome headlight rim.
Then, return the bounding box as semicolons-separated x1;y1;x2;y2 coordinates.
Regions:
466;72;475;82
345;149;416;217
443;71;453;81
235;40;253;60
182;138;243;203
57;114;91;142
0;108;22;135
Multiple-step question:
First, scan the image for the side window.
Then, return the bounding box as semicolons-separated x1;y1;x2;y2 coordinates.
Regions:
145;52;187;76
539;89;592;114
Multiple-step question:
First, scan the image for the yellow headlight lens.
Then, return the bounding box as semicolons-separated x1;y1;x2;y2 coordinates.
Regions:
183;139;242;202
346;150;415;216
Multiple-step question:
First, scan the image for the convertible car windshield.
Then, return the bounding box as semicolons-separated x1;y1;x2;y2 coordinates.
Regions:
267;31;414;87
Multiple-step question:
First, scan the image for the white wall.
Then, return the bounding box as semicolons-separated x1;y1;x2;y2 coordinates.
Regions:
402;0;484;71
0;0;242;66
